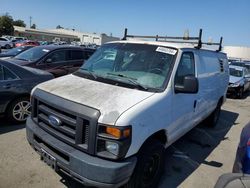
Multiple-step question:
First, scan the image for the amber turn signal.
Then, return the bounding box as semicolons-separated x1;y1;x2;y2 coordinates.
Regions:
106;127;131;139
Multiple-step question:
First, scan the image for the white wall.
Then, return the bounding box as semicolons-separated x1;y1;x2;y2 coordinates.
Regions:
223;46;250;61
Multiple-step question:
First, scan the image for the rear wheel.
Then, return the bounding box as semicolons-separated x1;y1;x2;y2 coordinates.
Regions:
124;139;165;188
5;44;11;49
237;87;244;99
6;97;31;124
206;101;222;127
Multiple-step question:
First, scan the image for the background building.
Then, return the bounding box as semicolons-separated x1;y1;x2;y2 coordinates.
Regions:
13;26;119;45
223;46;250;61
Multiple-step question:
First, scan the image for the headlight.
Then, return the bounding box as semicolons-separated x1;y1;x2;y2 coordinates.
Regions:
96;124;132;159
230;81;241;87
105;141;119;155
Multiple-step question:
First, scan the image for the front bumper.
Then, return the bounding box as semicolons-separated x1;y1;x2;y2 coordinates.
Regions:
227;86;240;95
26;117;137;188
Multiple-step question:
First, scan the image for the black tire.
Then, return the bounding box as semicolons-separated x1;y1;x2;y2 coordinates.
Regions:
5;44;11;49
124;139;165;188
6;97;31;124
237;87;244;99
206;101;222;127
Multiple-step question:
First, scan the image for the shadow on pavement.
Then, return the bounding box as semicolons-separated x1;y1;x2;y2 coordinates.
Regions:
159;109;239;188
0;117;25;135
227;90;250;100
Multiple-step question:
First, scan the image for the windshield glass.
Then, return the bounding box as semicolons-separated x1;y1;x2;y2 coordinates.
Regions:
3;46;29;56
14;47;49;61
230;68;243;77
77;43;177;91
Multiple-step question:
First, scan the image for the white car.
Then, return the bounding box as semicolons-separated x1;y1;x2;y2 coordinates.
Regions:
227;65;250;98
0;37;14;49
26;29;229;188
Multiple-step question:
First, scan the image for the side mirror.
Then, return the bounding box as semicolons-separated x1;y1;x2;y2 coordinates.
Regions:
45;58;52;63
175;76;199;93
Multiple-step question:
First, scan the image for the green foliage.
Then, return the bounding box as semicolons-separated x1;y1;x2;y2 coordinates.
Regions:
56;25;64;29
0;13;14;36
13;19;26;27
31;23;36;29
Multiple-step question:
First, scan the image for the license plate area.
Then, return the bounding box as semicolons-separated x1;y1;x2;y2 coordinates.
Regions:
40;148;57;171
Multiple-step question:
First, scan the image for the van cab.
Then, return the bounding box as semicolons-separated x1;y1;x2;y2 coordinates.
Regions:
26;29;229;188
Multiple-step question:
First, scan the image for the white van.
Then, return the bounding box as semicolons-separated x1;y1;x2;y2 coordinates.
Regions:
26;29;229;188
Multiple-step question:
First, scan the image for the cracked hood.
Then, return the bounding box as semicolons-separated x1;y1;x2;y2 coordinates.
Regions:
33;74;155;124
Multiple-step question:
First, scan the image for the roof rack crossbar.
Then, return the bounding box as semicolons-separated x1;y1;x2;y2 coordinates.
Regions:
122;28;223;52
157;40;200;44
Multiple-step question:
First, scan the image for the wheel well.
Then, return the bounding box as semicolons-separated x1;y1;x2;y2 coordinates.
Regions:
219;96;224;106
142;130;167;148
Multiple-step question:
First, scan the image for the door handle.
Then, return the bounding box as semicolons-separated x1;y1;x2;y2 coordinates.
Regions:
193;100;197;109
3;84;11;89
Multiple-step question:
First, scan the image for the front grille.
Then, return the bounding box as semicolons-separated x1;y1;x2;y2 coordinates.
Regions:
32;97;91;152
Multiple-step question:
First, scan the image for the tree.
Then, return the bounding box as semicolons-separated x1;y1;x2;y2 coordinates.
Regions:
0;13;14;36
13;19;26;27
31;23;36;29
56;25;64;29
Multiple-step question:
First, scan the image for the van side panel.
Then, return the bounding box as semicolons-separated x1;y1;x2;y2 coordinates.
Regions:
197;50;228;114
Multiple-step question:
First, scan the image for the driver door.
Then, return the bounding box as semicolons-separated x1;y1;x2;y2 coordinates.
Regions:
169;52;199;139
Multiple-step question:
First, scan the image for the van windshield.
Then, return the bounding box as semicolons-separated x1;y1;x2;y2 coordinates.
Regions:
77;43;177;91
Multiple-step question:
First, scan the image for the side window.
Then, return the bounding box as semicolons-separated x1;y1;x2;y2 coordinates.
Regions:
0;65;4;80
175;52;195;86
69;50;84;60
46;50;67;63
3;66;18;80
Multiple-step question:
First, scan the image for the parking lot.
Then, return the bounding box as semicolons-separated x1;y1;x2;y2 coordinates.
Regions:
0;92;249;188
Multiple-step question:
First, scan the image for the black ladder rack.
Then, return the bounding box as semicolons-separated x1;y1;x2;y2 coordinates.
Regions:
121;28;223;52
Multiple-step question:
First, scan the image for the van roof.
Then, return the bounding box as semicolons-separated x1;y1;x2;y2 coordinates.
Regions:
107;40;224;53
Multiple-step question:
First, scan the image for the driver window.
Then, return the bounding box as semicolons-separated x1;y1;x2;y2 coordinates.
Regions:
175;52;195;86
46;50;67;63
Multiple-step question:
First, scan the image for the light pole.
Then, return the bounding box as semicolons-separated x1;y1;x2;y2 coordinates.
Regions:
29;16;32;28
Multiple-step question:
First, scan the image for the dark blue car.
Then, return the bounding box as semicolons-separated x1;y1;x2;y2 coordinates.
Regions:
0;60;54;123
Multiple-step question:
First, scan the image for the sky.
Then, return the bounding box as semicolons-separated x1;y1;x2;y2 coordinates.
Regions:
1;0;250;47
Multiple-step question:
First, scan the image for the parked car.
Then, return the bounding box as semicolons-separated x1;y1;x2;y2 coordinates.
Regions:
15;40;40;47
227;65;250;98
0;60;54;123
0;46;34;59
0;37;14;49
6;45;95;77
215;173;250;188
230;61;250;74
233;121;250;173
26;29;229;188
214;121;250;188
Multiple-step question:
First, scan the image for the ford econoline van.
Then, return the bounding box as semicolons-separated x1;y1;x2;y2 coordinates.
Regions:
26;29;229;188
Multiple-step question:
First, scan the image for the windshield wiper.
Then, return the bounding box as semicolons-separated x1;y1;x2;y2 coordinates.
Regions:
81;68;97;80
106;73;148;91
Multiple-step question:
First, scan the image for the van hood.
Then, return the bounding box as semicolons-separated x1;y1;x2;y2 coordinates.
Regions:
34;74;155;124
229;75;243;84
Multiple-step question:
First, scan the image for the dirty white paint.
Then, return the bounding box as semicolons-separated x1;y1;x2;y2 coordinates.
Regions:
34;74;155;125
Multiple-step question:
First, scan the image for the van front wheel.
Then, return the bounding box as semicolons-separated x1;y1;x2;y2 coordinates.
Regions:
125;139;165;188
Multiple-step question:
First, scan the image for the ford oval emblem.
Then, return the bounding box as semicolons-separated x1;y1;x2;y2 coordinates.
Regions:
48;115;61;127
